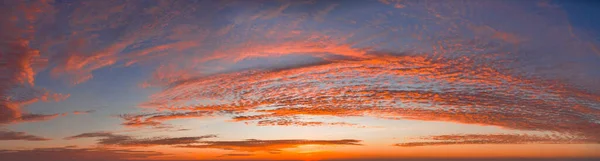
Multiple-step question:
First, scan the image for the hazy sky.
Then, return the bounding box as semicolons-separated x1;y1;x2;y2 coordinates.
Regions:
1;0;599;160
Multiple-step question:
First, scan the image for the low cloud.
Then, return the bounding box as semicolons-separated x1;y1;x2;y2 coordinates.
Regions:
18;113;67;122
178;139;362;153
0;147;163;161
218;153;254;157
65;132;217;147
0;130;51;141
394;134;596;147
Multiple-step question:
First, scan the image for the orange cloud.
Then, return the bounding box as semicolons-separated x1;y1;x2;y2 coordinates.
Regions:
207;36;368;64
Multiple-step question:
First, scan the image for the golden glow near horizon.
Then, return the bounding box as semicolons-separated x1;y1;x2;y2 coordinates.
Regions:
0;0;599;161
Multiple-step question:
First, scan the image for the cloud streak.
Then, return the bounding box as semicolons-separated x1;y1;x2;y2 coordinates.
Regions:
118;111;214;128
72;110;96;115
65;132;217;147
395;134;596;147
65;132;362;154
178;139;362;153
0;130;50;141
0;147;164;161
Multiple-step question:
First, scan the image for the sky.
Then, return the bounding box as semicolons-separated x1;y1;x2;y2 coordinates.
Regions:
0;0;599;161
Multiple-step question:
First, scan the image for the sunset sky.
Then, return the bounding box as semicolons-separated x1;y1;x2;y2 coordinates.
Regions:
1;0;599;161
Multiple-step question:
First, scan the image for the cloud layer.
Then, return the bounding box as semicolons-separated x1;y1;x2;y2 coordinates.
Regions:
65;132;362;154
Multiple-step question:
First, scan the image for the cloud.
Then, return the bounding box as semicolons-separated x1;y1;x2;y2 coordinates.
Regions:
65;132;217;147
218;153;254;157
118;111;214;128
206;36;367;64
394;134;596;147
0;0;70;125
65;132;362;154
178;139;362;153
0;147;164;161
247;1;291;21
18;113;67;122
0;88;70;124
133;54;600;142
379;0;406;9
0;130;50;141
2;2;600;160
72;110;96;115
253;119;361;127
